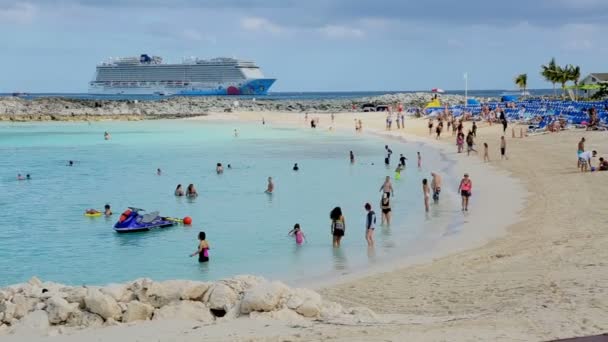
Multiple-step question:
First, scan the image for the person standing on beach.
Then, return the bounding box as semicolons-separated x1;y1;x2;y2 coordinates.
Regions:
265;177;274;194
458;173;473;211
500;136;508;160
331;113;335;124
472;121;477;137
428;119;433;135
379;176;394;198
466;131;477;156
430;172;442;204
422;179;430;212
457;132;465;153
483;143;490;162
190;231;210;263
435;119;443;139
417;152;422;169
364;203;376;246
330;207;346;247
499;109;508;133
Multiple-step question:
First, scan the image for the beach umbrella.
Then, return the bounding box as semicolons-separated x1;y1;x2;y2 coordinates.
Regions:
431;88;445;93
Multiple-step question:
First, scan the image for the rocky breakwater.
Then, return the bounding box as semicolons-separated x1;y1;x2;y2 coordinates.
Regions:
0;276;379;337
0;92;487;121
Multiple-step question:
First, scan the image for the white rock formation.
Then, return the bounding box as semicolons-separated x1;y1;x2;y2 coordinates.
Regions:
122;301;154;323
84;289;122;321
152;301;214;323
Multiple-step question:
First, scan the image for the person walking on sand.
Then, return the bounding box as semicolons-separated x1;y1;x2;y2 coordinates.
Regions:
456;132;464;153
483;143;490;162
458;173;473;211
499;109;508;133
500;136;508;160
430;172;442;204
472;121;477;137
380;193;391;225
288;224;306;245
435;119;443;139
190;231;210;263
331;113;335;124
265;177;274;194
364;203;376;247
330;207;346;247
428;119;433;135
466;131;477;156
422;179;431;212
379;176;394;198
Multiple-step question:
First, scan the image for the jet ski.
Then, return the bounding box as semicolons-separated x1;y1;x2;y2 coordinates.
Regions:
114;207;175;233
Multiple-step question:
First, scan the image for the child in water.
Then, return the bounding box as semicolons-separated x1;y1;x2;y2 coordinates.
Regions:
104;204;112;216
190;231;210;262
288;224;306;245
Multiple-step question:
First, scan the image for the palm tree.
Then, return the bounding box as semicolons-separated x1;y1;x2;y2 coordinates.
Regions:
554;65;570;99
568;65;581;100
541;58;558;97
514;73;528;95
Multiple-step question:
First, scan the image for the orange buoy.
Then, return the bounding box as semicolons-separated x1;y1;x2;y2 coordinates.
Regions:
183;216;192;225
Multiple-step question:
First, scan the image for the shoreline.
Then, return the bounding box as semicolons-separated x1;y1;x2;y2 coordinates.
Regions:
191;111;527;291
2;110;607;341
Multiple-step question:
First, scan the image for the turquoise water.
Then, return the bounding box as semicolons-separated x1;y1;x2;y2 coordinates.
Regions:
0;120;457;286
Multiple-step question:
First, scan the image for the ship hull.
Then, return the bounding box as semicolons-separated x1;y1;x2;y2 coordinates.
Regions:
89;78;276;96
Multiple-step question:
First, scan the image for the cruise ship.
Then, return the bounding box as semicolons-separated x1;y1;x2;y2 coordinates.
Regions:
89;54;276;96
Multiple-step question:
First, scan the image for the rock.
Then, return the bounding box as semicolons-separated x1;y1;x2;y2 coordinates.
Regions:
12;294;37;319
11;310;49;335
319;302;344;319
28;277;43;287
104;318;120;327
153;301;214;323
46;296;76;324
65;310;104;328
100;284;128;302
122;301;154;323
145;280;190;308
240;281;289;314
222;275;264;293
296;299;321;318
0;301;16;323
181;282;210;301
250;308;305;323
84;289;122;321
206;283;238;311
349;307;379;323
62;287;87;308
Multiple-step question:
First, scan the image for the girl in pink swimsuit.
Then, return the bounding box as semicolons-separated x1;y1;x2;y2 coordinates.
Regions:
288;224;306;245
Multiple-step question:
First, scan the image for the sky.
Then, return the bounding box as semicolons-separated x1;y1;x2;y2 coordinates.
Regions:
1;0;607;92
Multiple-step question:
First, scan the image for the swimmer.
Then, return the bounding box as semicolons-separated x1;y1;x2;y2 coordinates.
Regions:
104;131;111;140
157;168;162;176
227;164;232;169
17;174;25;181
104;204;112;216
234;129;239;137
68;160;74;167
399;154;407;167
190;231;210;263
186;184;198;198
350;151;355;164
175;184;185;197
379;176;394;198
293;163;299;171
265;177;274;194
288;223;306;245
395;165;404;180
26;174;31;180
216;163;224;174
417;152;421;169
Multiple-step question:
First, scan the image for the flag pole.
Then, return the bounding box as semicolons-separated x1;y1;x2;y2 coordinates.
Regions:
464;72;468;108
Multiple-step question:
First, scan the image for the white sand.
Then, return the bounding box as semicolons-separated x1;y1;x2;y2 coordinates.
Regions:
6;111;608;341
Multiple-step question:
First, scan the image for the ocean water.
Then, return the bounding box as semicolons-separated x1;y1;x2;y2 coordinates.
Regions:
0;120;460;286
1;89;554;102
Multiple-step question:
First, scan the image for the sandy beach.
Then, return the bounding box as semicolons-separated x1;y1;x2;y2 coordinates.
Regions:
3;110;607;341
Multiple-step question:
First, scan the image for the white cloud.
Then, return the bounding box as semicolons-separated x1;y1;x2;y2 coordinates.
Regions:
318;25;365;39
240;17;283;34
0;2;37;24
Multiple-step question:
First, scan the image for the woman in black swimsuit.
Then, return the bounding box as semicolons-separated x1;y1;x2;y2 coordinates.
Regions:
380;193;391;225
